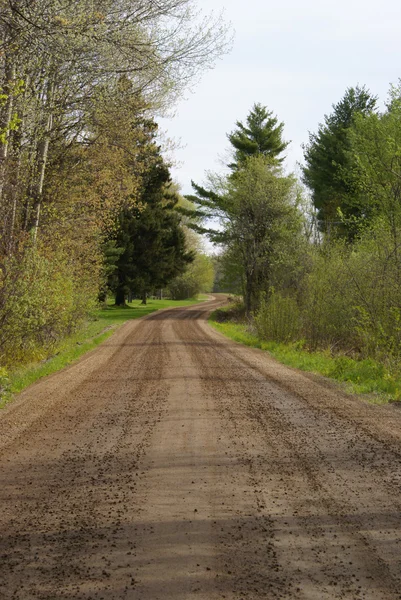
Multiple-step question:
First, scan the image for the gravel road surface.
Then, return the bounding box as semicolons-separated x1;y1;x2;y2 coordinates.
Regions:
1;296;401;599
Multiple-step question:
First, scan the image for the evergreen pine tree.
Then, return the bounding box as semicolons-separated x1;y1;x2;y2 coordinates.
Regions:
113;157;193;306
302;86;377;239
184;103;290;231
228;103;289;169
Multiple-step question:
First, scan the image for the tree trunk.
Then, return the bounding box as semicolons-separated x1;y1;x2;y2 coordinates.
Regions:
8;75;29;252
115;287;126;306
30;115;52;242
0;58;16;205
141;290;147;305
245;272;253;318
29;76;54;242
23;147;37;231
245;289;252;318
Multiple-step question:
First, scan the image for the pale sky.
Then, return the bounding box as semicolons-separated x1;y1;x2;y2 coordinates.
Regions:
160;0;401;194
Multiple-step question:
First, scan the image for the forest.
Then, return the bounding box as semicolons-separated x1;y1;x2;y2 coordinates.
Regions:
0;0;226;374
2;1;401;399
190;87;401;395
2;4;401;598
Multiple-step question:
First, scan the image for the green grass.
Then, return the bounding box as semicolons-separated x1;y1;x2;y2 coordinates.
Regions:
0;296;207;409
209;311;401;405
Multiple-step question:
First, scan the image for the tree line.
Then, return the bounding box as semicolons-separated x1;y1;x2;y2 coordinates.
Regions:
189;83;401;367
0;0;229;366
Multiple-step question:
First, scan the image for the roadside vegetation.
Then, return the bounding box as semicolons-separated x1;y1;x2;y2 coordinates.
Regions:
0;2;228;391
3;1;401;408
188;87;401;404
209;303;401;404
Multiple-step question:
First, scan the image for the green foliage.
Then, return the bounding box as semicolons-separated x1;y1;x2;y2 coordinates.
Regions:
224;156;303;314
110;151;194;304
187;104;300;316
188;154;303;314
293;84;401;364
209;315;401;403
0;1;230;375
99;240;124;301
0;367;9;399
302;86;377;239
186;103;290;237
250;218;401;363
212;247;244;294
200;84;401;404
344;221;401;360
169;253;214;300
254;291;301;343
0;111;21;144
210;299;246;323
300;244;357;350
228;103;289;169
0;79;24;143
0;245;99;367
349;84;401;230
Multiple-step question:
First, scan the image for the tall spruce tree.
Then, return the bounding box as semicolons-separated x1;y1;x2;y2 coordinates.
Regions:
302;86;377;239
185;105;295;315
228;103;289;169
113;157;194;306
185;103;290;231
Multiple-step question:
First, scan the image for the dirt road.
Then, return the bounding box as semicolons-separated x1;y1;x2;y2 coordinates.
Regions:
1;297;401;599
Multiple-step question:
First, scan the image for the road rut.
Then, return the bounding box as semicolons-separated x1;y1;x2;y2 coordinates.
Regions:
1;297;401;599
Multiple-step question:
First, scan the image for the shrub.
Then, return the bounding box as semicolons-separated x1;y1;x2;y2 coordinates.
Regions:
299;245;358;351
0;243;99;367
0;367;9;400
254;290;301;343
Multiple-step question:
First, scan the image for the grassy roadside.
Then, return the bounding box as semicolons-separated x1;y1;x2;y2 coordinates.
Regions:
209;307;401;405
0;296;207;409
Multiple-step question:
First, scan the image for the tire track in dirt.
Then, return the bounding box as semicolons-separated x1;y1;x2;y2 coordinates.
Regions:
1;297;401;599
186;315;401;599
0;311;173;599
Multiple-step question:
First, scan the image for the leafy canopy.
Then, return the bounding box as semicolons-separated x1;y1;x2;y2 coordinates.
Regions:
349;82;401;230
302;85;377;239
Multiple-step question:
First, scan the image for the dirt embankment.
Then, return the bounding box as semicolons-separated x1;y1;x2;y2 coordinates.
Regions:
1;297;401;599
